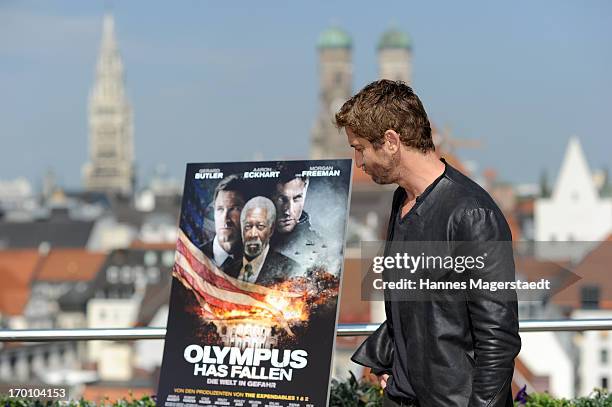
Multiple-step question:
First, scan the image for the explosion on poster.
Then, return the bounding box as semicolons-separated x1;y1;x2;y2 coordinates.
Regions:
157;160;352;407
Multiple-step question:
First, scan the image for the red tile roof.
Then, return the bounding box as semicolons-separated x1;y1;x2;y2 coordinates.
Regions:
516;198;535;216
505;212;521;242
34;249;106;282
553;237;612;309
514;257;574;291
0;250;40;316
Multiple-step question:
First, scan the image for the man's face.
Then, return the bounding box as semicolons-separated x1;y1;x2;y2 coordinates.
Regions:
274;178;307;234
214;190;244;253
347;127;396;185
242;207;274;258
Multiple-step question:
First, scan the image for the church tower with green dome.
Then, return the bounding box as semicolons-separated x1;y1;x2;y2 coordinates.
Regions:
311;27;353;159
378;26;412;84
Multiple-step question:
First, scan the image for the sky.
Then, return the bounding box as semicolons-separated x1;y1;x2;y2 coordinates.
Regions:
1;1;611;190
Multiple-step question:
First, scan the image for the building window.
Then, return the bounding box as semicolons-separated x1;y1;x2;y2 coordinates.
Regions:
98;148;116;159
147;267;160;283
162;251;175;267
107;266;119;284
581;285;600;309
601;349;608;364
144;251;158;266
120;266;132;284
602;377;608;389
123;287;134;298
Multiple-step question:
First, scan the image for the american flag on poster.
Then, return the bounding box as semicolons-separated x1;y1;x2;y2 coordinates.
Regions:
173;228;305;330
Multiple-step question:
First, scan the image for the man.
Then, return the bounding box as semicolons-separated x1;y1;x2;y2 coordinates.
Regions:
270;170;325;272
238;196;298;286
200;175;245;278
335;80;521;407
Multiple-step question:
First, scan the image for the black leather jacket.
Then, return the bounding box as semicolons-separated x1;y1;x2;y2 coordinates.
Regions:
352;160;521;407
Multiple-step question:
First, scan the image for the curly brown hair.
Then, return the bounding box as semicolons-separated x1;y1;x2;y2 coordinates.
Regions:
335;79;434;153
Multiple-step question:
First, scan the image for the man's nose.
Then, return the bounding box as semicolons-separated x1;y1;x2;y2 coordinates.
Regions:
355;152;364;168
223;209;232;223
281;201;290;214
287;200;296;215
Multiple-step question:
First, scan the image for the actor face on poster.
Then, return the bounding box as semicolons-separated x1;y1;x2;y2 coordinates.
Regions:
274;177;309;234
236;196;299;285
242;196;276;259
270;173;326;273
214;189;244;253
199;175;245;276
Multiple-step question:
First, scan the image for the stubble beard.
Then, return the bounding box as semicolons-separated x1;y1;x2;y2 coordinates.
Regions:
277;218;296;234
244;238;263;258
371;163;395;185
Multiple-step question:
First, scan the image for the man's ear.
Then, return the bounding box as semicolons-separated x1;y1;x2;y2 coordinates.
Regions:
383;130;401;153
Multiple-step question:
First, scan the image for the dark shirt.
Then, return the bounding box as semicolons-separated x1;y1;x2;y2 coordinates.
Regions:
385;161;447;400
393;163;447;241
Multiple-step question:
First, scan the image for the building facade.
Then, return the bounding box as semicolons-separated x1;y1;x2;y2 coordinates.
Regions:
310;27;353;160
535;137;612;243
82;14;134;195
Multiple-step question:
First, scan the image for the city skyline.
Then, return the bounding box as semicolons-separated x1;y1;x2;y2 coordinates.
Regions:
1;1;611;190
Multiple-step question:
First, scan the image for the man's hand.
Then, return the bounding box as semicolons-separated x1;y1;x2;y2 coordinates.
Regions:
379;374;389;389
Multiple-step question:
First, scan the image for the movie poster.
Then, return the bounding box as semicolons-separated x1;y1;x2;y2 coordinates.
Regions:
157;159;353;407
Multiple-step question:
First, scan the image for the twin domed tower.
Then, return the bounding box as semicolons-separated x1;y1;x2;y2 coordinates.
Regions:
311;26;412;159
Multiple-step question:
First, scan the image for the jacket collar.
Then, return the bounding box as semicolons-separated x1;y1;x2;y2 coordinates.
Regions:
394;157;452;219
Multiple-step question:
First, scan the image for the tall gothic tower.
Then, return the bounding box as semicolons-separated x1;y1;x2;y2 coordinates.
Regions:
310;27;353;159
83;14;134;195
378;27;412;84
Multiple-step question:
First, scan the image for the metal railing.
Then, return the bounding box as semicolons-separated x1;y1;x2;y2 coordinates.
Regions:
1;319;612;342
